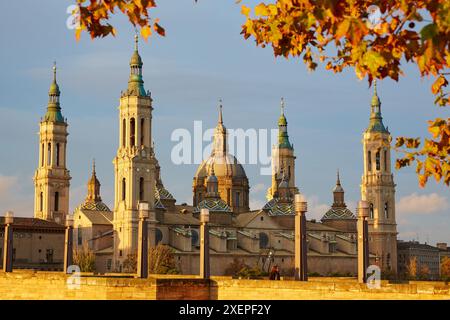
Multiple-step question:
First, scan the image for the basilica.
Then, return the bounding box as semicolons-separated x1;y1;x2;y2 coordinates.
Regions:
32;36;398;276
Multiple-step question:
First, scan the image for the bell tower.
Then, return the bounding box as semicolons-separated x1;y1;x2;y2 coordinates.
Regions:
267;98;298;200
112;36;156;270
361;81;397;274
34;63;71;224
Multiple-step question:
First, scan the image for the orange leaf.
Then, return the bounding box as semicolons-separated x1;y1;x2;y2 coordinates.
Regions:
141;25;152;40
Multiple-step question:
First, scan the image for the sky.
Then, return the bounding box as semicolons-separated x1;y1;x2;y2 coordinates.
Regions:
0;1;448;245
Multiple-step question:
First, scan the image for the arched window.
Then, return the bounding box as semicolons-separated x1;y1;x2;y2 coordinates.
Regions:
139;177;144;201
155;228;163;245
384;202;389;219
259;232;269;249
369;203;374;219
288;166;291;178
78;228;82;246
368;151;372;172
56;143;60;166
47;143;51;166
40;192;43;211
54;192;59;211
376;150;381;170
140;118;145;146
122;178;126;201
130;118;136;147
122;119;126;147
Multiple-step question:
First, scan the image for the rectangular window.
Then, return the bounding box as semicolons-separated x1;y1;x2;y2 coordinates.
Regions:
46;249;54;263
78;229;82;246
56;143;60;166
54;192;59;211
234;192;240;207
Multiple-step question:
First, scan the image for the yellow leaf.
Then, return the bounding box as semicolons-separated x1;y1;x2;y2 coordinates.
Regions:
255;4;268;16
141;25;152;40
241;5;251;17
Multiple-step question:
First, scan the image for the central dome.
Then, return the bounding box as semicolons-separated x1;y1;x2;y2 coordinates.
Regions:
195;153;247;179
192;102;250;213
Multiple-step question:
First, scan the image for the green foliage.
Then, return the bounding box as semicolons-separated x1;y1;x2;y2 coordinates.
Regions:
122;253;137;273
148;244;179;274
73;245;95;272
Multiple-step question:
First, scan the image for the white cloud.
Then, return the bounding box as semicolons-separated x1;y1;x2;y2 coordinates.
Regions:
249;198;266;211
0;174;33;217
250;183;266;194
306;195;329;221
397;193;449;215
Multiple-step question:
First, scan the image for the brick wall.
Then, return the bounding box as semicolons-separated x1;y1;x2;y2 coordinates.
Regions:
0;271;448;300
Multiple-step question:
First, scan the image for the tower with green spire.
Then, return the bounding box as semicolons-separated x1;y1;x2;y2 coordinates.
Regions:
44;62;65;123
113;35;156;270
34;62;71;224
267;98;298;200
361;81;398;274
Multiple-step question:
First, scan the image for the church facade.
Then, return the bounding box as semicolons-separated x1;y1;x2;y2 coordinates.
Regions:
34;37;397;276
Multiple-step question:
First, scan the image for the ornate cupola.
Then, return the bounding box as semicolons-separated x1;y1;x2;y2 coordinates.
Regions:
366;80;388;133
44;62;65;123
127;34;146;97
332;170;345;207
278;98;293;150
86;159;102;203
206;166;220;198
321;171;356;231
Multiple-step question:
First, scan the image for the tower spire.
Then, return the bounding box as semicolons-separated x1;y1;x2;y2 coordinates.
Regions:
213;99;227;155
366;80;388;133
278;97;292;149
127;35;146;96
44;62;64;123
332;170;345;207
86;158;101;202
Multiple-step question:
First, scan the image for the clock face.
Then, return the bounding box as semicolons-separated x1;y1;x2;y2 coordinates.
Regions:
141;150;146;157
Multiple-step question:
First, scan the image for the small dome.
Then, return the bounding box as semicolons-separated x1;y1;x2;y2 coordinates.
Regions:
49;81;60;96
333;184;344;193
130;51;143;66
278;113;287;126
206;173;218;184
195;153;247;179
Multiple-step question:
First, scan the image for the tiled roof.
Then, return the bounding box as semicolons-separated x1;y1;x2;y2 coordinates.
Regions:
262;198;295;216
321;207;356;221
80;201;111;212
0;217;64;230
79;210;113;225
193;198;232;214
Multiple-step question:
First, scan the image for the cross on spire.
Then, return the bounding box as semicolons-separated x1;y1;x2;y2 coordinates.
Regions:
218;99;223;124
53;61;57;82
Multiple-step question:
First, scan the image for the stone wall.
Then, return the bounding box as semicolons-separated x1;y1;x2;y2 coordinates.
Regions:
0;271;448;300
